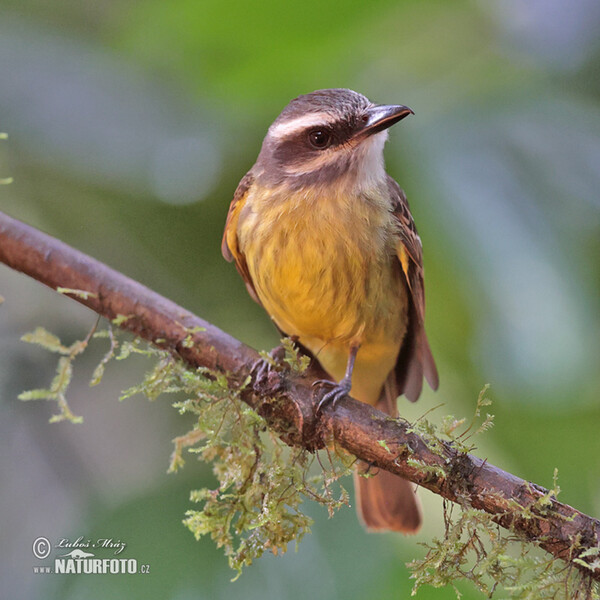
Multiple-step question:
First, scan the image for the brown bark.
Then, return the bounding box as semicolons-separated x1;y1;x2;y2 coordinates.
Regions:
0;210;598;580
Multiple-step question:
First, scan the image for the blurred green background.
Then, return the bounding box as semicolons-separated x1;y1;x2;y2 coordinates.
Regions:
1;0;599;598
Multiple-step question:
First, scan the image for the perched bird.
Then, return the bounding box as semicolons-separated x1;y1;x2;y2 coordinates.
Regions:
222;88;438;532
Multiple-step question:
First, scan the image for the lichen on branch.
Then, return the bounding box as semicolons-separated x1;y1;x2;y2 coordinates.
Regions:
19;324;353;576
1;210;599;594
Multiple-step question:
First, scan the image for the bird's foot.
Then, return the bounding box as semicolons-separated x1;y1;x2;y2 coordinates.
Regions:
250;342;292;391
314;376;352;413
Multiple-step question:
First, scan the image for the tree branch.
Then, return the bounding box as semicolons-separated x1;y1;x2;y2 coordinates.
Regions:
0;210;598;580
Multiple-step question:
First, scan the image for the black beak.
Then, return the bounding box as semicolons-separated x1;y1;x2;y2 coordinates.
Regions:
357;104;414;138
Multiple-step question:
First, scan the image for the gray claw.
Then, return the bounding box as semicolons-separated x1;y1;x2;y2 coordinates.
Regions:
251;357;274;387
316;377;352;412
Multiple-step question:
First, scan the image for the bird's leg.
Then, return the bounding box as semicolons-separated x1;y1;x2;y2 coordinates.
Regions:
251;336;299;387
314;344;360;412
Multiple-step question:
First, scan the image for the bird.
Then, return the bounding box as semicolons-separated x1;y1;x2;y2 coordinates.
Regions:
222;88;438;533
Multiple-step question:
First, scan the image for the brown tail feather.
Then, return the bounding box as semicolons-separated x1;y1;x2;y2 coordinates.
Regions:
352;390;422;533
354;465;422;533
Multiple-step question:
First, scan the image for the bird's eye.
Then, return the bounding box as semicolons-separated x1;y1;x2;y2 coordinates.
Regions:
308;129;331;149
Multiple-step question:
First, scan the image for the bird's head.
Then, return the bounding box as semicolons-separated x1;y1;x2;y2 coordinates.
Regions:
254;88;413;191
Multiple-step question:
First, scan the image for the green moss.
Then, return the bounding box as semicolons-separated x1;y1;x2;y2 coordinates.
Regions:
18;327;599;595
20;325;351;576
0;132;12;184
408;499;598;599
405;390;598;599
18;324;101;423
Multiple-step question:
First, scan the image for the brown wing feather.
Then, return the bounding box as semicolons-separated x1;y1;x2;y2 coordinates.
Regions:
386;175;438;403
221;172;262;304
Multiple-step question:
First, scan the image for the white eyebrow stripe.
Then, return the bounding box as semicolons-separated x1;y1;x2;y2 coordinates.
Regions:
268;112;333;139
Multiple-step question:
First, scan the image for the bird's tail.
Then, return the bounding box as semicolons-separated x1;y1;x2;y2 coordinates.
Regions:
353;383;422;533
354;465;422;533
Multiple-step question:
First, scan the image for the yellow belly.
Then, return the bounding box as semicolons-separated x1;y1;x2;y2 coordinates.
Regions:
238;187;408;404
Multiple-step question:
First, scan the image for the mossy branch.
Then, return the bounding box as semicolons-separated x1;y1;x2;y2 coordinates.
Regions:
0;210;599;582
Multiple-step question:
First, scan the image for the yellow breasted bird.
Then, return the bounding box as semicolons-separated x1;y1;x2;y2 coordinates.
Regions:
222;88;438;532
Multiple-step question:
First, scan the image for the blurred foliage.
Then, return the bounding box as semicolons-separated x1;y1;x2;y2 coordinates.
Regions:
1;0;599;598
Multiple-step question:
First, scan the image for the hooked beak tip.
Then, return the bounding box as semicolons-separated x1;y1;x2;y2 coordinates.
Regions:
360;104;414;137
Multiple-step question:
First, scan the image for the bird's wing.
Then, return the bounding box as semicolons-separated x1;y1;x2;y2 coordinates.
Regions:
385;175;438;404
221;172;261;304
